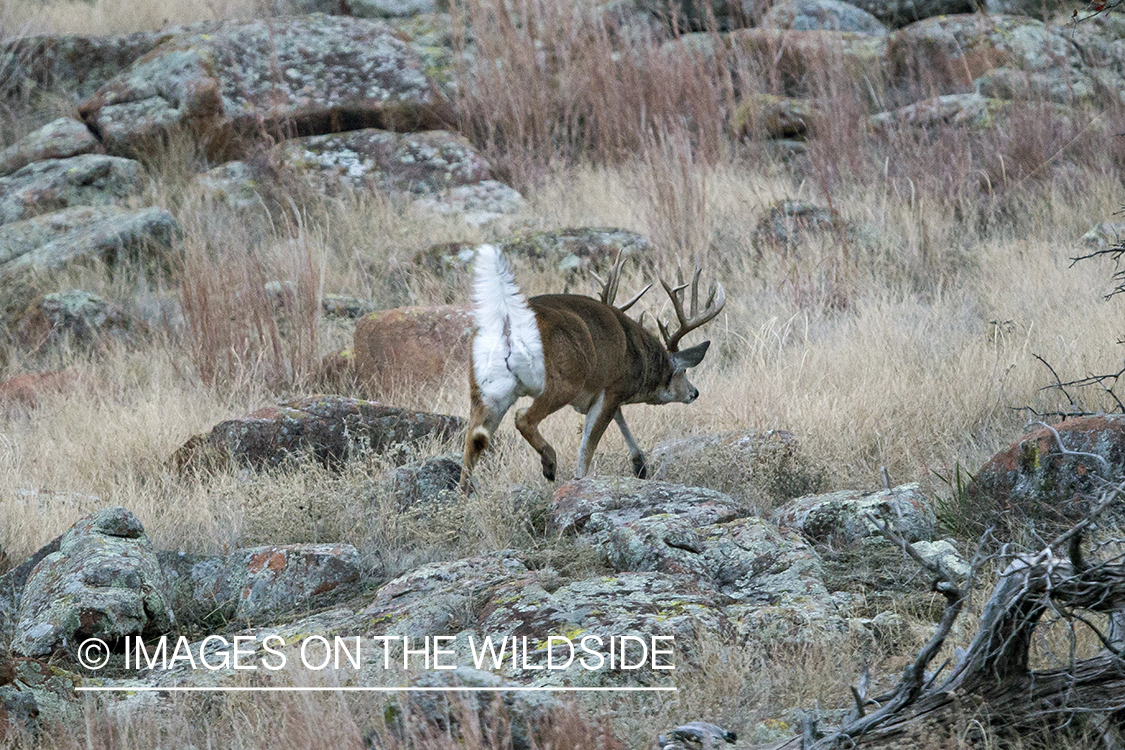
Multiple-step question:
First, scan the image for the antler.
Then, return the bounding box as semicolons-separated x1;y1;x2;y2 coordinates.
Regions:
592;250;652;313
657;263;726;352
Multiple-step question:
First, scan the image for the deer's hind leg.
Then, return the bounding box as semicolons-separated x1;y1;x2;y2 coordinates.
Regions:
515;382;581;482
460;375;516;492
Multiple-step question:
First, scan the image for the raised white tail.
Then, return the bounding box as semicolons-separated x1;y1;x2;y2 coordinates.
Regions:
470;244;546;414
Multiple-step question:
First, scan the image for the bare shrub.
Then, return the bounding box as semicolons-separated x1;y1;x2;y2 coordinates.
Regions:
179;201;323;391
452;0;732;185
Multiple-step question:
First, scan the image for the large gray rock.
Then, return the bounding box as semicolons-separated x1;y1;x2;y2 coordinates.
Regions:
550;477;744;537
412;180;527;226
273;0;441;16
78;16;453;157
772;483;937;546
888;14;1076;92
0;206;180;276
12;508;172;657
869;93;1011;132
0;154;142;226
0;117;101;177
280;128;493;196
227;544;362;623
361;552;532;637
1;25;219;100
761;0;887;35
14;290;143;351
170;395;464;472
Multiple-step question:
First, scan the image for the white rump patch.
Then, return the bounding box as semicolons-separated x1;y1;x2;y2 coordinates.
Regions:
471;244;546;412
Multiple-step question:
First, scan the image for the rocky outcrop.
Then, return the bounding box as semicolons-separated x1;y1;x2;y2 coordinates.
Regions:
773;483;937;546
227;544;362;623
14;290;143;352
11;508;172;657
353;305;474;394
362;552;533;637
734;93;815;138
171;395;464;471
968;416;1125;531
888;14;1076;92
0;154;142;226
550;477;744;536
0;206;181;278
78;16;454;157
280;128;492;195
0;117;102;177
363;454;464;511
761;0;888;35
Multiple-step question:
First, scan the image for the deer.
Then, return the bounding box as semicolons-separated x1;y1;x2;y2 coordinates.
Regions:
458;243;725;491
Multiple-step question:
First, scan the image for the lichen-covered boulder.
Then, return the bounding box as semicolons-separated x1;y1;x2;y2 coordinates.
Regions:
0;656;81;737
1080;222;1125;248
273;0;440;15
761;0;887;35
353;305;474;395
78;16;453;157
868;93;1011;132
367;454;463;511
1;24;222;100
478;571;731;682
772;483;937;546
725;29;888;95
0;117;102;178
733;94;816;139
227;544;362;623
362;552;532;637
550;477;745;537
170;395;464;471
0;534;64;642
0;206;181;280
0;154;142;226
605;515;829;604
14;290;143;351
967;416;1125;531
888;15;1075;92
11;507;172;657
280;129;493;195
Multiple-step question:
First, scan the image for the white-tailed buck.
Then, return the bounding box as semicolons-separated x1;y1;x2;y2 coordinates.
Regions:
459;244;725;490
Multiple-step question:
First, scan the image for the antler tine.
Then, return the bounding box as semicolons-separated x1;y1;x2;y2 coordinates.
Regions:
658;265;727;352
595;249;651;314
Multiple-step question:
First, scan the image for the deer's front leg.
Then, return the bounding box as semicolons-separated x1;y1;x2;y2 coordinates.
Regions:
613;409;648;479
575;391;620;479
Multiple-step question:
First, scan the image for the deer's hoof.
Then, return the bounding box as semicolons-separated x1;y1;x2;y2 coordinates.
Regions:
541;448;557;482
632;455;649;479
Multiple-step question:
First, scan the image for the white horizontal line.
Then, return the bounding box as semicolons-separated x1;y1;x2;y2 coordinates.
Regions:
76;686;677;693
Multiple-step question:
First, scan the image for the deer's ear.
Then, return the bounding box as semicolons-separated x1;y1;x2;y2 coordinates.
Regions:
671;341;710;371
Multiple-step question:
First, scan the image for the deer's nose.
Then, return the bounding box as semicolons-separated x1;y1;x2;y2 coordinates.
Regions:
688;387;699;402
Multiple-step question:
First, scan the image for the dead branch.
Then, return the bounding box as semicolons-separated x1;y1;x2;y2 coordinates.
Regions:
753;478;1125;750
